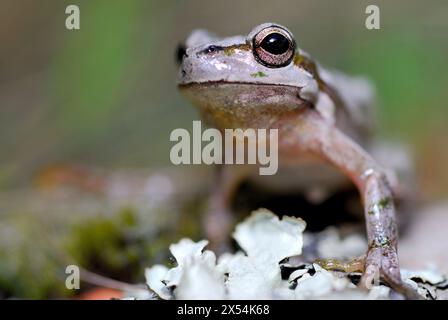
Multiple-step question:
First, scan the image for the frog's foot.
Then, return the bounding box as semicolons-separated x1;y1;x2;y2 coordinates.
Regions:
314;256;365;273
361;247;422;300
316;250;422;299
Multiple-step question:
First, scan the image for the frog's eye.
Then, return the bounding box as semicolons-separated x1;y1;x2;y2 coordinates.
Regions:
253;26;295;68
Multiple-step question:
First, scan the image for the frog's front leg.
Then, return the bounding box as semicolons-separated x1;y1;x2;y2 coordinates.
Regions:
278;109;420;299
203;164;250;253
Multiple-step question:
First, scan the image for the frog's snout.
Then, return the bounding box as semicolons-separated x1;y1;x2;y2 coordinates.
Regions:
175;44;188;65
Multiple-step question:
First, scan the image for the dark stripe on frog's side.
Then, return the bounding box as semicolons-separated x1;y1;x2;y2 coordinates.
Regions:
223;44;251;56
294;53;347;113
200;44;251;56
224;44;251;51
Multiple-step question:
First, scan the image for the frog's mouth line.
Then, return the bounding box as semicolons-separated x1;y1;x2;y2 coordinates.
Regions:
178;81;312;110
177;80;313;134
178;80;303;90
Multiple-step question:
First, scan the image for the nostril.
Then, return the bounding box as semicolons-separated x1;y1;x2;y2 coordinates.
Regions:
176;44;187;64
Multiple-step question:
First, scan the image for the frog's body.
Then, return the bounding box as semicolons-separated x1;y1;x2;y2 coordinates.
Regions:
177;23;418;298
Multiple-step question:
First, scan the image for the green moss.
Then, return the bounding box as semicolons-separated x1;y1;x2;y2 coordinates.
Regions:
0;195;200;298
0;215;70;299
119;207;137;227
64;208;142;280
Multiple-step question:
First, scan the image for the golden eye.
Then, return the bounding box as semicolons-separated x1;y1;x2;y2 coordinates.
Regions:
253;26;295;68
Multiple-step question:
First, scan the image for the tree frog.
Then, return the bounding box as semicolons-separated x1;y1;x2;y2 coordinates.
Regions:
176;23;418;298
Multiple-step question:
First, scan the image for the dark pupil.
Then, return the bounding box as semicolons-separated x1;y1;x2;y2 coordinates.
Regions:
260;33;290;55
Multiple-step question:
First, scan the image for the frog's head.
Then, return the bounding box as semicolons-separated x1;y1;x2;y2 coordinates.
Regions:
177;23;319;129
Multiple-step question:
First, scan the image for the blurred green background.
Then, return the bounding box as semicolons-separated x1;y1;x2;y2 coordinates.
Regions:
1;0;448;197
0;0;448;299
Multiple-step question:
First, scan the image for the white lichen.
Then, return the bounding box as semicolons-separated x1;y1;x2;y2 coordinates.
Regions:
142;208;447;300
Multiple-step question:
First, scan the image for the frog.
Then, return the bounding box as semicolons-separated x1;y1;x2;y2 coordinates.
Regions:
176;23;419;299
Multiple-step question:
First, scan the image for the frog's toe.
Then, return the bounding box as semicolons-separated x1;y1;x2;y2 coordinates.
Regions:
314;256;365;273
361;247;422;299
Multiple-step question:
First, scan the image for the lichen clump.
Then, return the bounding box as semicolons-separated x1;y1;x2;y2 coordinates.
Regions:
142;209;448;300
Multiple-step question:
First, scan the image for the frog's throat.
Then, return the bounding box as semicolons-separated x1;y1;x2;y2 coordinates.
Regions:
178;82;311;129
